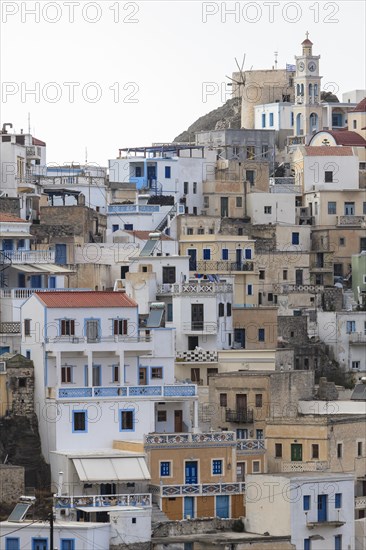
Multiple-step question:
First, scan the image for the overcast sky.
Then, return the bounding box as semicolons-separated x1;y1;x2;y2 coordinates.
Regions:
1;1;365;166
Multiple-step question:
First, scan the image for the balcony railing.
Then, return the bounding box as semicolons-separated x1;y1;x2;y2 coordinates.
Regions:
236;439;265;452
1;249;55;264
57;384;197;399
349;332;366;344
157;283;233;295
281;461;329;473
183;322;217;333
225;409;254;423
288;136;306;146
272;284;324;294
355;496;366;510
337;215;365;227
0;322;21;334
55;493;151;509
45;334;151;344
196;261;254;273
145;431;235;446
151;482;245;497
176;350;218;363
0;288;90;300
108;204;160;214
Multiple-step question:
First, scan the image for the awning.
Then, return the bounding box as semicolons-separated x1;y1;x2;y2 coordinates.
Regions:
72;457;151;482
10;264;74;274
11;264;46;273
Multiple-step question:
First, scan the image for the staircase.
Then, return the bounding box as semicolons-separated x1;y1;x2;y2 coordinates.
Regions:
0;251;11;287
155;203;179;233
151;503;170;527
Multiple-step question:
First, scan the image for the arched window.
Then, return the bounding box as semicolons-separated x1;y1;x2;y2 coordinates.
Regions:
301;84;304;96
310;113;319;132
297;84;301;96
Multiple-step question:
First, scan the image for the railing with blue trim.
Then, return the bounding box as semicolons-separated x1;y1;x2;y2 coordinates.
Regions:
151;483;245;497
57;384;196;399
55;493;152;509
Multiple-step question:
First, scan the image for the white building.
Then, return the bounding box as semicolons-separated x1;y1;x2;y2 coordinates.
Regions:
109;144;215;216
244;472;355;550
317;310;366;374
246;193;296;225
20;291;198;481
34;164;109;214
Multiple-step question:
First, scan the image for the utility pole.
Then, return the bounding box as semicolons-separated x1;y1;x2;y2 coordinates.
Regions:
49;510;54;550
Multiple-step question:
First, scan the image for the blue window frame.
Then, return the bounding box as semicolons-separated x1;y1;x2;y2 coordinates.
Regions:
32;539;48;550
303;495;311;511
346;321;356;333
335;493;342;508
335;535;342;550
245;248;252;259
165;166;171;179
291;112;294;126
112;224;119;232
247;284;253;295
203;248;211;260
60;541;75;550
72;410;87;433
120;409;135;431
304;539;311;550
269;113;274;126
160;461;171;476
5;539;20;550
261;113;266;128
212;459;223;475
17;239;25;249
292;232;299;245
258;328;265;342
222;248;229;260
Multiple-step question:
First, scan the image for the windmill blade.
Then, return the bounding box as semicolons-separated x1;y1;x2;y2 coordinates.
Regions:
226;75;243;85
239;54;246;73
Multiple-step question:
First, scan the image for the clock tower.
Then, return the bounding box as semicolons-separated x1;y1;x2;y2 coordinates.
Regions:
292;33;323;140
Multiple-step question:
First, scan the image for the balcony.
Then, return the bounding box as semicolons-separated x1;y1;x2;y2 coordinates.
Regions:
46;334;151;345
0;322;21;334
272;284;324;294
26;146;42;160
56;384;197;400
225;409;254;423
0;288;90;300
183;322;217;334
236;439;265;453
196;261;254;273
337;215;365;227
107;204;160;214
355;496;366;510
151;482;245;498
157;282;233;295
1;249;55;264
281;461;329;473
349;332;366;345
55;493;151;509
176;350;218;363
306;517;345;529
145;431;235;447
287;136;306;146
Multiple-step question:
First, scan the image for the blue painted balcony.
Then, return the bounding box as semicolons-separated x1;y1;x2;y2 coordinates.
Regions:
56;384;197;400
55;493;151;509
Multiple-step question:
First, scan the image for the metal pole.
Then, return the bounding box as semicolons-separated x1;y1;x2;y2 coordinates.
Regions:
49;510;54;550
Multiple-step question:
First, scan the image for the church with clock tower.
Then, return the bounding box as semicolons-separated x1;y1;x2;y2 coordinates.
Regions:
292;33;323;140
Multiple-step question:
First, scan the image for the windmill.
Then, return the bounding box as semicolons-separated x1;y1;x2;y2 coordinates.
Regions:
226;54;251;98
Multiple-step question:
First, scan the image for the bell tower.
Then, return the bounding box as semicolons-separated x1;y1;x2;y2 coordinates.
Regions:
292;33;323;141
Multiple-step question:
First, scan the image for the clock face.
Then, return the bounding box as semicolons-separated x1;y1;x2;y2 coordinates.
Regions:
298;61;305;72
308;62;316;72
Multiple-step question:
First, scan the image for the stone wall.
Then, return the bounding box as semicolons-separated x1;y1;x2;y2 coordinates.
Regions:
322;287;343;311
278;316;308;345
269;370;314;418
153;517;235;538
6;358;35;417
0;197;20;216
0;464;25;504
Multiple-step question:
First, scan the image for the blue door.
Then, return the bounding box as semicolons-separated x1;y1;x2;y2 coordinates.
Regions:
3;239;14;251
32;539;48;550
235;248;242;268
317;494;328;522
5;538;20;550
55;244;67;265
185;461;198;484
147;165;156;184
187;249;197;271
18;273;26;288
31;275;42;288
184;496;194;519
234;329;245;349
216;495;229;518
48;276;56;289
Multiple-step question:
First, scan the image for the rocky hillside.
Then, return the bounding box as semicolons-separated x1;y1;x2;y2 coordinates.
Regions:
174;97;241;142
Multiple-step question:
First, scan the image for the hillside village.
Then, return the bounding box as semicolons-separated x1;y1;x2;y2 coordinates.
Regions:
0;35;365;550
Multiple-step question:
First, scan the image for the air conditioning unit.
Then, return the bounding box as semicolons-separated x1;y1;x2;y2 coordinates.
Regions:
0;361;6;373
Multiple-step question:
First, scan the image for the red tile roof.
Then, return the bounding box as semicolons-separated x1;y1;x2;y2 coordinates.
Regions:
304;146;354;156
35;291;137;308
350;98;366;113
327;130;366;146
32;137;46;146
125;230;172;241
0;213;28;223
